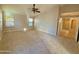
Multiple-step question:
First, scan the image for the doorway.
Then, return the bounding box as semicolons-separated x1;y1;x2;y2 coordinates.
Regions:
58;17;78;39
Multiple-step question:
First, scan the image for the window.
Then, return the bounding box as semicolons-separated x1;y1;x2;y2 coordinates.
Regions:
5;16;14;27
28;18;33;27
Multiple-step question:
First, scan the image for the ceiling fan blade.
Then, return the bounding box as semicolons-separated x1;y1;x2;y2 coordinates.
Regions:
35;8;38;10
36;11;40;13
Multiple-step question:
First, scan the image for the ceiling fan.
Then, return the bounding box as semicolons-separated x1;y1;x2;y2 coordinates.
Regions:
32;4;40;13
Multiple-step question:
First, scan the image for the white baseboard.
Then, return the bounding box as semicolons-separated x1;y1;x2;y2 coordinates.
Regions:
38;28;56;36
3;28;28;32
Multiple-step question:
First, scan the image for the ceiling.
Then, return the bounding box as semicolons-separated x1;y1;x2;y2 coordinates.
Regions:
1;4;58;17
1;4;79;17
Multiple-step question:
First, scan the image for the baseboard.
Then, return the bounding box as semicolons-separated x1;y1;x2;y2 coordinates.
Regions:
38;28;56;36
3;28;28;32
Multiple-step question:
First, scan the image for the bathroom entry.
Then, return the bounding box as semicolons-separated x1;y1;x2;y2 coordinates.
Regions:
58;17;78;39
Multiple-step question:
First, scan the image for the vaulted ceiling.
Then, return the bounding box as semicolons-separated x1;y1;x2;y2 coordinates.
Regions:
1;4;58;17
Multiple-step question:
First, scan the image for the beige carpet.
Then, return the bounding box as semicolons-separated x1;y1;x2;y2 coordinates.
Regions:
0;30;50;54
0;30;79;54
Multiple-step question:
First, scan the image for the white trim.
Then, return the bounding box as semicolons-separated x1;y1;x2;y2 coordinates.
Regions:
38;28;56;36
3;28;28;32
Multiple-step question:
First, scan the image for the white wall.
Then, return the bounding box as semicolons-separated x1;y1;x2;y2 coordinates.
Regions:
36;5;59;36
4;14;28;31
0;8;2;40
14;14;28;31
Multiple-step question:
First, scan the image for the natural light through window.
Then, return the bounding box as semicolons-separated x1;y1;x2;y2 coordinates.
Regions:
28;18;33;27
5;16;14;27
